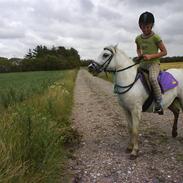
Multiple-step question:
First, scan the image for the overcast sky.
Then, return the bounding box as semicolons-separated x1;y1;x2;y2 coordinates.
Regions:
0;0;183;59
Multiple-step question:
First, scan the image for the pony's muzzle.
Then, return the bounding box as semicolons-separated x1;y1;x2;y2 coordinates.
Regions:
88;62;101;75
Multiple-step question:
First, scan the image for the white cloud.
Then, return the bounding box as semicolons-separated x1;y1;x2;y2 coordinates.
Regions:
0;0;182;59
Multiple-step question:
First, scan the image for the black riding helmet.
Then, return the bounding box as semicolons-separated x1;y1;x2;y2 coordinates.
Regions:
138;11;155;26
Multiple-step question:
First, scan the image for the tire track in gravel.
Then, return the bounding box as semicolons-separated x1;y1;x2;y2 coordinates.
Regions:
69;69;183;183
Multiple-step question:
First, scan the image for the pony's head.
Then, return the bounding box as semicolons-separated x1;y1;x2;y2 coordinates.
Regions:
88;45;118;75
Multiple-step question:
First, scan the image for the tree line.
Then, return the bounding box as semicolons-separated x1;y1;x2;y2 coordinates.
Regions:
160;56;183;63
0;45;182;73
0;45;81;73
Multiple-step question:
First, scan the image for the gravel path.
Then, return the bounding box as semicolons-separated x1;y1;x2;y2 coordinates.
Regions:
69;69;183;183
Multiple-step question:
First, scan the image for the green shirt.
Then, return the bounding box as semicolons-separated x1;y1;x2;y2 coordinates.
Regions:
135;33;162;68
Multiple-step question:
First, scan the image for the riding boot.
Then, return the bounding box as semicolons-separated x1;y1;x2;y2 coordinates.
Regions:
154;100;164;115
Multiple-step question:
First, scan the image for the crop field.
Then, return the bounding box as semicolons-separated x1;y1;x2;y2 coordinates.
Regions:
0;70;79;182
0;71;69;109
160;62;183;70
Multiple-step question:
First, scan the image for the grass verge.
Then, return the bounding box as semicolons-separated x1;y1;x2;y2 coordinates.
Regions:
0;70;80;183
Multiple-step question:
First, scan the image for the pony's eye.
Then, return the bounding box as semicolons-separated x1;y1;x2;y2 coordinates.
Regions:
103;53;109;58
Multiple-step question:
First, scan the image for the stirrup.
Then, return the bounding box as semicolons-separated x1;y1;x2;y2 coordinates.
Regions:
154;107;164;115
154;103;164;115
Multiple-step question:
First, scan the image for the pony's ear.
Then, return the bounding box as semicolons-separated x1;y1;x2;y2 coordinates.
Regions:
114;43;118;52
114;43;118;49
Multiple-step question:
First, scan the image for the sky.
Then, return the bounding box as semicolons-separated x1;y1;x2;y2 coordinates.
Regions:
0;0;183;60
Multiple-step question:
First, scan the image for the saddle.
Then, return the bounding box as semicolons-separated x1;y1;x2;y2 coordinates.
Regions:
138;68;178;112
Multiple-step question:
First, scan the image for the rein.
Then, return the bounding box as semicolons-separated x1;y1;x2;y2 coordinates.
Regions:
114;72;140;94
116;63;139;72
113;62;140;94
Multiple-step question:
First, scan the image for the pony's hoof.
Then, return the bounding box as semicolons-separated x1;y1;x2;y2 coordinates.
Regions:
129;149;139;160
125;148;132;154
172;131;178;138
129;154;138;160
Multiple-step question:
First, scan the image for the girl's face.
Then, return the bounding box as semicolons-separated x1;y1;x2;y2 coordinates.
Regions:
140;23;153;36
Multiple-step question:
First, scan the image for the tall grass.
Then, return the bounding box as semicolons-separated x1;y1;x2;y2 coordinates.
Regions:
0;70;80;182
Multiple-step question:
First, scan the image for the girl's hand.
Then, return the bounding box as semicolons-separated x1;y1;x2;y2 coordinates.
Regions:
133;55;144;63
143;54;152;60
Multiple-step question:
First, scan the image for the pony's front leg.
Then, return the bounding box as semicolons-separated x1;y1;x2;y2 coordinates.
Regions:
123;110;133;153
130;109;141;159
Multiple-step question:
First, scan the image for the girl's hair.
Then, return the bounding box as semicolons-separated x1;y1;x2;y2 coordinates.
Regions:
139;11;155;26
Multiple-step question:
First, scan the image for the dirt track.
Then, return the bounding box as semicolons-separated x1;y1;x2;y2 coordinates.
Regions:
69;69;183;183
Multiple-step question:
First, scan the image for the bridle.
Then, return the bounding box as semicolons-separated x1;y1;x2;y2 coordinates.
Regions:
91;47;140;94
91;47;114;73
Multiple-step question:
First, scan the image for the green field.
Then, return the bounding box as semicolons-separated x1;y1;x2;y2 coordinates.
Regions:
0;70;79;182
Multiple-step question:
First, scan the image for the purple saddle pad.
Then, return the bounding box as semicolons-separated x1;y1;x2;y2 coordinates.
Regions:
158;71;178;93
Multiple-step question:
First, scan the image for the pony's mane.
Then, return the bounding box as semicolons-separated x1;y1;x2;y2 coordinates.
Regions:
105;45;133;62
115;47;133;62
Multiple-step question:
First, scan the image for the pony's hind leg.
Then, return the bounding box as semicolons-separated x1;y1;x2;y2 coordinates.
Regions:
168;98;181;138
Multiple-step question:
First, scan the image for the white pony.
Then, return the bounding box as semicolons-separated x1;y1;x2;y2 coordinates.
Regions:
88;45;183;159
